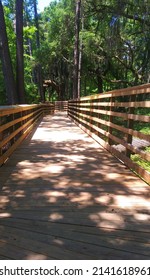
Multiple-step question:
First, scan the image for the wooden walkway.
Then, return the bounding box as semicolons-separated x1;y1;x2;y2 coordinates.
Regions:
0;112;150;260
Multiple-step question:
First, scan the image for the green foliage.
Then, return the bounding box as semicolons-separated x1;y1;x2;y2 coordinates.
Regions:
0;63;6;104
24;25;37;39
25;83;39;103
131;152;150;172
146;147;150;153
0;0;150;104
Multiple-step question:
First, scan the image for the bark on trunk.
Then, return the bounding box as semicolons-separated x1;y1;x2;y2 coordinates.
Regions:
73;0;81;99
78;3;84;99
16;0;25;104
33;0;45;102
97;75;103;93
0;0;17;104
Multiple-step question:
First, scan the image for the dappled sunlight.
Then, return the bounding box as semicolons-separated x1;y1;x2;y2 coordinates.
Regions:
32;126;89;143
89;212;125;229
25;253;47;260
0;213;11;218
12;190;25;198
133;213;149;222
46;196;58;203
0;195;10;207
105;173;124;180
49;213;63;220
0;112;149;259
115;195;150;209
95;194;112;204
43;191;66;197
53;239;64;246
65;154;86;163
69;192;93;203
43;165;65;173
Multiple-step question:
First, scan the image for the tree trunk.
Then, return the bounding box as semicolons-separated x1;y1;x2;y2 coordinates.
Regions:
0;0;17;104
33;0;40;48
16;0;25;104
24;4;33;58
73;0;81;99
33;0;45;102
37;63;45;102
97;75;103;93
78;2;84;98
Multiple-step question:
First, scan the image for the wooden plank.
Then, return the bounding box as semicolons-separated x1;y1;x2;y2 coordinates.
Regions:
109;146;150;184
0;119;42;166
0;109;42;133
0;226;91;260
0;240;52;260
0;112;149;260
126;95;135;157
0;104;54;118
108;96;114;145
69;105;150;122
0;255;11;260
0;111;43;149
1;215;149;239
2;205;150;214
75;83;150;101
0;105;39;117
68;114;150;183
0;218;149;259
71;111;150;142
0;210;150;231
68;112;150;161
0;111;45;165
0;208;150;231
70;100;150;108
74;112;137;142
0;220;149;260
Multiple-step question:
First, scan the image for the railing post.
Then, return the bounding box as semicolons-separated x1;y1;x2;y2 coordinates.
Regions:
108;96;114;145
90;99;93;133
0;117;2;158
125;95;135;158
76;99;78;122
11;112;15;145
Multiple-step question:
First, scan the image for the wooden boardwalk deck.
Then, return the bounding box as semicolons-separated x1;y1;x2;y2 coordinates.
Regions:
0;112;150;260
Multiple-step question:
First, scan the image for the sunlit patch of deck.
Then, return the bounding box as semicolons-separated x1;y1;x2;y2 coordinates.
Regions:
0;112;149;260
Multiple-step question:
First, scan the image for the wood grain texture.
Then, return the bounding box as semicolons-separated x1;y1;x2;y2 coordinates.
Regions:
0;112;149;260
68;84;150;183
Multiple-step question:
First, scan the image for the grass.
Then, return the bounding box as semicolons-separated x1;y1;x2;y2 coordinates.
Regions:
134;122;150;135
134;107;150;135
145;147;150;153
131;146;150;173
139;126;150;135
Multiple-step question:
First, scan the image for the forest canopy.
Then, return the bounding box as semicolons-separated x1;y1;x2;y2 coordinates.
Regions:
0;0;150;104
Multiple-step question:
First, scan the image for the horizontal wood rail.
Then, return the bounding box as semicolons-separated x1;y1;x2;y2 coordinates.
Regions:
68;83;150;184
54;101;68;111
0;103;54;166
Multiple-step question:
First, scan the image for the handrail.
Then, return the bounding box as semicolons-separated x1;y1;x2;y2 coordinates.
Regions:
0;103;54;166
54;101;68;111
68;83;150;184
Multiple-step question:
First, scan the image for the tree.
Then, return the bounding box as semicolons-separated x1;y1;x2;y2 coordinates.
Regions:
33;0;45;102
39;0;75;101
85;0;150;88
0;0;17;104
73;0;81;99
1;0;149;105
16;0;25;103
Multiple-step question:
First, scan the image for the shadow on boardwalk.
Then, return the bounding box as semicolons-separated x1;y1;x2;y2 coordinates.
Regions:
0;112;149;259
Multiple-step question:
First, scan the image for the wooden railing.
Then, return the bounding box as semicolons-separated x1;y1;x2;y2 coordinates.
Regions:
54;101;68;111
0;103;54;166
68;83;150;184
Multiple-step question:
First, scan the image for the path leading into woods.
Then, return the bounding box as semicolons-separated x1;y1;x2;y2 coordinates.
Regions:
0;112;149;260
